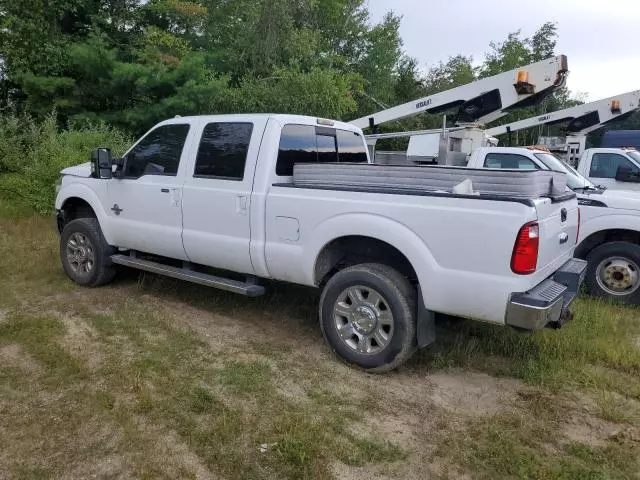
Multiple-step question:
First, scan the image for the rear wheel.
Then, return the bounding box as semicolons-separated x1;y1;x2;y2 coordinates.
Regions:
60;218;116;287
585;241;640;305
319;263;417;372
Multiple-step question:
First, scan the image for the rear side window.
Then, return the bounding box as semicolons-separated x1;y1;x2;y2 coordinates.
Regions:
276;124;367;176
194;122;254;180
589;153;639;178
125;124;190;178
483;153;539;170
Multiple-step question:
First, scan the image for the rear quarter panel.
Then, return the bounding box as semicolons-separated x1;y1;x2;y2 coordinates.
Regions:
264;187;557;324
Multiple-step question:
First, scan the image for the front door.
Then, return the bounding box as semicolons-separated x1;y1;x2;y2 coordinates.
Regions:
181;119;265;274
588;152;640;191
107;123;193;260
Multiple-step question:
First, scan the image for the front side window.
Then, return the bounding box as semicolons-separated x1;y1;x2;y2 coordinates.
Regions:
194;122;254;180
125;124;190;178
589;153;639;178
483;153;539;170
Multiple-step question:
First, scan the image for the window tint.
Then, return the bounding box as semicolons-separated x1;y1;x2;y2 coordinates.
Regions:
483;153;538;170
317;134;338;163
590;153;639;178
194;122;253;180
125;124;190;178
276;124;367;176
337;129;368;163
276;125;317;176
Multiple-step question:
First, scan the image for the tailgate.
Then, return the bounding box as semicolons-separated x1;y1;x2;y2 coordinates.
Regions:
534;196;579;272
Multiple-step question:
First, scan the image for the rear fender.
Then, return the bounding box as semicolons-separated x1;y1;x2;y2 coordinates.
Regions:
306;213;439;306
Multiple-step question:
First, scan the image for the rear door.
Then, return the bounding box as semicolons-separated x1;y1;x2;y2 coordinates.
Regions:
181;118;267;274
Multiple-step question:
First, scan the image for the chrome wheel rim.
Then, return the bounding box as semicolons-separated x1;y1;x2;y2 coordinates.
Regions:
596;256;640;296
66;232;95;276
333;285;394;355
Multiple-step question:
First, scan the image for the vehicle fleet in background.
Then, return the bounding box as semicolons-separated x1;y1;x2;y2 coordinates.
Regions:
359;56;640;304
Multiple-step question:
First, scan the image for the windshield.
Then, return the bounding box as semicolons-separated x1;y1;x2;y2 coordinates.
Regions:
534;153;597;190
626;150;640;164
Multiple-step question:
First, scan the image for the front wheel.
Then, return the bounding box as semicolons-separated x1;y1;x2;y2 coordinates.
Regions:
319;263;417;372
60;218;116;287
585;241;640;305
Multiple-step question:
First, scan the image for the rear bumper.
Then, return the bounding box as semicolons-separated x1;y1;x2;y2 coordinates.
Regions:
505;258;587;330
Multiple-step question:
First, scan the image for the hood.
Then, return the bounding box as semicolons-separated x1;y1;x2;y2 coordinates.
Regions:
581;188;640;211
61;162;92;177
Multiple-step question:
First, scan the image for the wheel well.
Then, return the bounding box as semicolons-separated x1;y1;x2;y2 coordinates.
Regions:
314;236;417;286
575;229;640;259
57;198;97;232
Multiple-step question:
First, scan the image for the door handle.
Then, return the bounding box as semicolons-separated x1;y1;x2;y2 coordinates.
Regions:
161;188;170;193
236;195;248;214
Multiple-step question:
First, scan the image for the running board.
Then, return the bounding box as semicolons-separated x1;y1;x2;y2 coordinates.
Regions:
110;254;265;297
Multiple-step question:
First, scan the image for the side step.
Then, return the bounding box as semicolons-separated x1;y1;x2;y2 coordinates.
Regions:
110;254;265;297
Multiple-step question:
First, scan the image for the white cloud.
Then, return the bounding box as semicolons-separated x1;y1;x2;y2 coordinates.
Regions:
366;0;640;100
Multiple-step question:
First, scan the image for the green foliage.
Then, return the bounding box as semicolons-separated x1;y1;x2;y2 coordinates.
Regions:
0;113;132;213
0;0;405;132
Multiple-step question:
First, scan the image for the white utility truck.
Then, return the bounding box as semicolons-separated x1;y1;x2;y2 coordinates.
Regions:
354;55;569;163
486;90;640;166
466;147;640;304
55;114;585;371
573;148;640;191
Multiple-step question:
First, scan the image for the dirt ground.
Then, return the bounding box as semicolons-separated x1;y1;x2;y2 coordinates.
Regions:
1;205;639;479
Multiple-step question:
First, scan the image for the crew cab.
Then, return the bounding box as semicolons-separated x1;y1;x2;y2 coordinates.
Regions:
468;147;640;304
575;148;640;191
55;114;585;371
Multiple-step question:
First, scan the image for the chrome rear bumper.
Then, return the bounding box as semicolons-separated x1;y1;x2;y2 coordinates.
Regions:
505;258;587;330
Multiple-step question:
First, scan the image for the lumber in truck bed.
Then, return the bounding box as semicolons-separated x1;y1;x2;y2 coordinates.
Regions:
292;163;568;199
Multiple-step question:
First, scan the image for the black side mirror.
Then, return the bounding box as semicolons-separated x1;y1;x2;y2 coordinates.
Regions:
615;165;640;183
91;148;112;179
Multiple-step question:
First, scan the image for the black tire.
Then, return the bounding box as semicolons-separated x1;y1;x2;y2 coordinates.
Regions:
319;263;417;372
60;218;116;287
585;241;640;305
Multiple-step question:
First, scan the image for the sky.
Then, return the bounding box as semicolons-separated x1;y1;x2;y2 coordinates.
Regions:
366;0;640;101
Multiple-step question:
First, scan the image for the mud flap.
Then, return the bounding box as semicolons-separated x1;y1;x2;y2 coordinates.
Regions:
417;287;436;348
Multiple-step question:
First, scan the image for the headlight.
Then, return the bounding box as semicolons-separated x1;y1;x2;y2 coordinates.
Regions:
55;175;64;194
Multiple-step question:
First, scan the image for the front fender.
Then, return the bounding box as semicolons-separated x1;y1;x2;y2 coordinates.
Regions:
579;213;640;245
55;182;115;244
304;213;440;306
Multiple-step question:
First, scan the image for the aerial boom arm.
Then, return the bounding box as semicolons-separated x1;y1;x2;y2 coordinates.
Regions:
350;55;568;130
485;90;640;137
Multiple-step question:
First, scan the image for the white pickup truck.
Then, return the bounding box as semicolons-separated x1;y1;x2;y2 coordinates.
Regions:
574;148;640;191
55;114;585;371
467;147;640;304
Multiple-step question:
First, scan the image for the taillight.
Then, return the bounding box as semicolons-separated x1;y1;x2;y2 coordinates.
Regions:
511;222;539;275
576;208;581;244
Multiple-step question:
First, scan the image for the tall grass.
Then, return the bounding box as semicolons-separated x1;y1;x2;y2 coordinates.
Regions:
0;113;132;213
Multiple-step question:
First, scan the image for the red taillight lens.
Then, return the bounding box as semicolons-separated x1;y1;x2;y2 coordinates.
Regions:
576;208;581;244
511;222;539;275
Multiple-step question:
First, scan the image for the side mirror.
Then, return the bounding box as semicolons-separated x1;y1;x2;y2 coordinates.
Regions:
91;148;112;179
615;165;640;183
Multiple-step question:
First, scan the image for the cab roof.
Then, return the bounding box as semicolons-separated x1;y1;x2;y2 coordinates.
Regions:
156;114;363;134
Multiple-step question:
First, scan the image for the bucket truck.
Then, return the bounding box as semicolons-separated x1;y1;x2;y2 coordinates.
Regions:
486;89;640;165
355;56;569;164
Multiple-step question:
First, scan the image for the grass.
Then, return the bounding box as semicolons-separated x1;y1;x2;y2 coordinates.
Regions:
1;198;640;479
